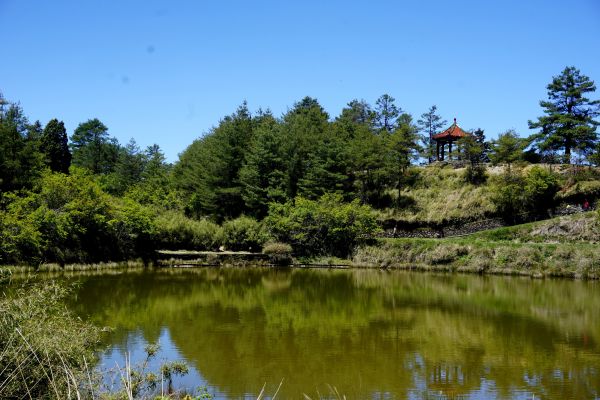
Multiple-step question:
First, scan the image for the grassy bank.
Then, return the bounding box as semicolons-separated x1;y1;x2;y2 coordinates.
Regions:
353;212;600;279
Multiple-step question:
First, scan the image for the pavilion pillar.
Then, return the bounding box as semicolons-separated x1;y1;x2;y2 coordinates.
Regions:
436;141;440;161
441;143;445;161
449;141;453;160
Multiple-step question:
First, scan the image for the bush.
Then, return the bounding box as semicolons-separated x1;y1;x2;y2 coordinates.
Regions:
265;193;381;257
155;211;223;250
463;164;487;185
491;167;559;222
222;216;268;251
0;194;44;265
0;282;101;399
262;242;293;265
523;166;559;214
108;197;157;259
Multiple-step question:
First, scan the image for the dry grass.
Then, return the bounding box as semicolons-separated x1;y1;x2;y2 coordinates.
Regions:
378;166;496;224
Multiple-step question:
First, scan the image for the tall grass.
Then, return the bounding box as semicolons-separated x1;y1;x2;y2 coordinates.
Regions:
0;282;101;399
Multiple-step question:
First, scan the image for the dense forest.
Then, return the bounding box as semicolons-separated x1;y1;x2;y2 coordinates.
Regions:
1;66;599;265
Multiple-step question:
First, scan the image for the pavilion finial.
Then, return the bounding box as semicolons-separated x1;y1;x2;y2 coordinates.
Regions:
454;117;457;125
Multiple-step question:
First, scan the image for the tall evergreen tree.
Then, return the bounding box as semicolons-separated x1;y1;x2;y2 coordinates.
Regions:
417;105;446;163
347;125;388;206
0;100;43;191
281;97;329;198
472;128;490;163
174;102;253;219
385;114;421;189
109;138;146;194
41;119;71;173
528;66;599;164
70;119;119;174
239;113;287;217
373;94;400;134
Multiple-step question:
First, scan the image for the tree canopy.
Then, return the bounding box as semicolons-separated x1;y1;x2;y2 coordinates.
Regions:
529;66;599;164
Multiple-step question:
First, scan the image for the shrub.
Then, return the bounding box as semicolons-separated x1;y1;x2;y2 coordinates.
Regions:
222;216;268;251
155;211;223;250
0;194;44;265
108;197;157;259
491;167;559;222
265;193;381;257
262;242;293;265
523;166;559;214
463;164;487;185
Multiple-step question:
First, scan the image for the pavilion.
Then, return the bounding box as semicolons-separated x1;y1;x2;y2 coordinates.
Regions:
433;118;469;161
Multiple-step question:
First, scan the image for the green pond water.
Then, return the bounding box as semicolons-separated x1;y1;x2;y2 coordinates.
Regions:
41;268;600;398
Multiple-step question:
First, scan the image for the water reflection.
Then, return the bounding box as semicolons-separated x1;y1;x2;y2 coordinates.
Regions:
61;268;599;399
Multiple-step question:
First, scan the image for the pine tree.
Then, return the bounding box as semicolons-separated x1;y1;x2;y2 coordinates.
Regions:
281;97;329;198
373;94;400;134
417;105;446;163
239;114;287;217
41;119;71;173
174;103;254;219
70;119;119;174
385;114;421;189
528;66;599;164
0;101;43;191
490;130;525;170
472;128;490;163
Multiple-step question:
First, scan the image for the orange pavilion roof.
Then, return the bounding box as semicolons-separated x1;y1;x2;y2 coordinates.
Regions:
433;118;469;140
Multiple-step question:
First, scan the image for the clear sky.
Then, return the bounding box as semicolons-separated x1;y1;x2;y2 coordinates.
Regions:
1;0;599;162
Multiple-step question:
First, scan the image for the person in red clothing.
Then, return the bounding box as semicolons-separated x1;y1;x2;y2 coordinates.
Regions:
583;199;590;211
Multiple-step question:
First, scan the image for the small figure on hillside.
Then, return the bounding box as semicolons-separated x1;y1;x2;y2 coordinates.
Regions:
583;199;590;211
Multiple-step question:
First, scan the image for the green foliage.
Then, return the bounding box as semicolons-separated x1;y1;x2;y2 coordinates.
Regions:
523;166;560;211
155;211;223;251
489;130;525;168
0;99;44;192
373;94;400;133
385;114;421;189
222;216;268;251
463;164;487;185
70;118;119;174
528;66;599;164
0;282;101;399
417;105;447;163
265;193;380;257
0;169;158;264
282;97;330;199
104;138;146;195
490;167;559;221
0;194;44;264
347;125;390;207
173;103;254;220
239;114;287;217
41;118;71;173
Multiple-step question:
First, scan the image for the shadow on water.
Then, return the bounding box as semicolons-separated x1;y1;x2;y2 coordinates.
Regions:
19;268;600;399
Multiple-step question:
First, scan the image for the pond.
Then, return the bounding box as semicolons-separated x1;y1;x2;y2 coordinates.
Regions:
45;268;600;398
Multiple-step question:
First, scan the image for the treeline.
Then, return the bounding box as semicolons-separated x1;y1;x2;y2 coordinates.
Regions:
1;66;599;264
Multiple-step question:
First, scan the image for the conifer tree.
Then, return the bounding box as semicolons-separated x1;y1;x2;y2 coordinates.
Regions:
41;119;71;173
528;66;599;164
417;105;446;163
373;94;400;134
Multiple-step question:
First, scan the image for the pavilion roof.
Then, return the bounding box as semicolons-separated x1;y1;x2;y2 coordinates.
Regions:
433;118;469;140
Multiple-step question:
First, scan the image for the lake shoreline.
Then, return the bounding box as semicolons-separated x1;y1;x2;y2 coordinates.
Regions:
3;239;598;280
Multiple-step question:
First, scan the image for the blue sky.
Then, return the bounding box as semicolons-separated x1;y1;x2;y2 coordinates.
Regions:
1;0;599;162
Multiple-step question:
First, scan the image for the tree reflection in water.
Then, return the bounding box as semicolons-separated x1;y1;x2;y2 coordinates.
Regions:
64;268;599;399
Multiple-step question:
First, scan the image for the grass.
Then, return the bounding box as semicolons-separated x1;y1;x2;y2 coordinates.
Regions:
353;212;600;279
377;165;496;224
377;164;600;226
0;281;101;399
